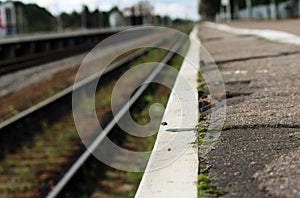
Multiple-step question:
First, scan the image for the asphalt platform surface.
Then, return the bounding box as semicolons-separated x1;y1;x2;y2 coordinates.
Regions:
199;22;300;198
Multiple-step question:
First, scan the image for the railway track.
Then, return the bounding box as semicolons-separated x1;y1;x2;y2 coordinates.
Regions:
0;27;150;75
0;42;97;75
0;31;189;197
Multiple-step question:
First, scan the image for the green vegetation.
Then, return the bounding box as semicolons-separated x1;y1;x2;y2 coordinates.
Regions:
198;82;208;94
199;113;206;122
0;30;193;196
23;3;56;33
197;127;208;133
61;6;110;30
123;33;191;185
197;71;226;197
68;36;191;197
175;24;194;35
113;32;191;197
198;174;225;198
199;0;221;19
197;71;207;94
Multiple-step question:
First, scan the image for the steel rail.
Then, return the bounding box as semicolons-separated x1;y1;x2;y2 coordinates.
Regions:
46;35;188;198
0;49;147;131
0;34;174;130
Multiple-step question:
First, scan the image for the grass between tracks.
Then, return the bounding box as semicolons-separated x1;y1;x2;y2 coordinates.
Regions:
122;40;191;197
0;35;190;197
60;34;191;198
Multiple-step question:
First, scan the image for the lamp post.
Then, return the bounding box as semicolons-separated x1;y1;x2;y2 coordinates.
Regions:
270;0;277;20
98;0;101;28
81;5;87;30
52;0;62;32
246;0;252;19
221;0;231;21
17;5;24;34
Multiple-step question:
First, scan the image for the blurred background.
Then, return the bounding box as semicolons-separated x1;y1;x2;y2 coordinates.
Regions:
2;0;300;37
0;0;199;36
199;0;300;21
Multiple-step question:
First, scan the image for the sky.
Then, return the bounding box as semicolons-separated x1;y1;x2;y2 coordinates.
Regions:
14;0;200;20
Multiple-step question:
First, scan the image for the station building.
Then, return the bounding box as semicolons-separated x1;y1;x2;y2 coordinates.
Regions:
0;1;24;36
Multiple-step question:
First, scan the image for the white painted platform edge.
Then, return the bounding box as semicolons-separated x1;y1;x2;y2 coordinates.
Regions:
135;26;200;198
205;22;300;46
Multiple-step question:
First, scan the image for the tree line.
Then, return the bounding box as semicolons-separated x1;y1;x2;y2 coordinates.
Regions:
1;1;192;34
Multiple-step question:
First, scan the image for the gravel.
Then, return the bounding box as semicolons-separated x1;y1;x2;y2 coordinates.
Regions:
254;149;300;198
0;32;165;98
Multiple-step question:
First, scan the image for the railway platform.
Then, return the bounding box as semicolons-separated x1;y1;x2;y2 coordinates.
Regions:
196;21;300;197
138;20;300;197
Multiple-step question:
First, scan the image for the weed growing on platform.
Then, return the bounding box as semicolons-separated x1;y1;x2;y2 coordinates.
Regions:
197;71;227;197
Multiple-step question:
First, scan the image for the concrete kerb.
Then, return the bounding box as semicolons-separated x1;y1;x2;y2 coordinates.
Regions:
135;26;201;198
